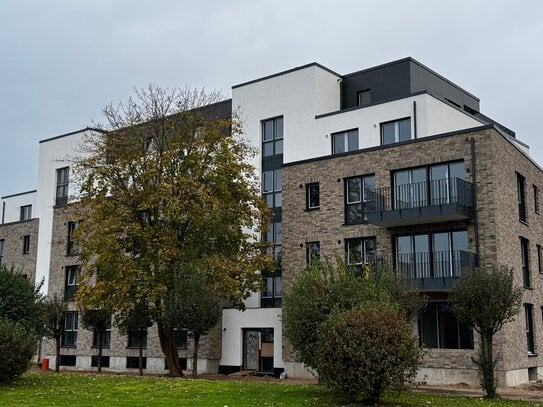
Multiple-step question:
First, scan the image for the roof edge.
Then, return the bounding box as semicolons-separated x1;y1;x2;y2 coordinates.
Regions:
39;127;106;144
1;189;37;199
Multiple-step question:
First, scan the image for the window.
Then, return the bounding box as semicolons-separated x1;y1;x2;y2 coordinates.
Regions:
127;329;148;349
64;265;79;301
262;276;282;308
538;245;543;274
346;237;376;275
345;175;375;224
62;311;78;347
518;173;527;222
262;117;283;157
262;169;282;208
126;357;147;369
419;302;473;349
56;167;70;206
393;161;465;209
264;222;282;262
306;241;320;265
67;221;79;255
395;231;469;279
357;90;371;107
525;304;535;354
534;185;540;214
164;357;187;370
332;129;358;154
22;235;30;255
174;328;188;349
20;205;32;222
0;239;4;266
521;237;531;287
381;118;411;145
306;183;320;210
59;355;76;366
91;356;110;368
92;315;112;349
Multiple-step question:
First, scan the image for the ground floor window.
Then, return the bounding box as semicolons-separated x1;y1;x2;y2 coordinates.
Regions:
418;302;473;349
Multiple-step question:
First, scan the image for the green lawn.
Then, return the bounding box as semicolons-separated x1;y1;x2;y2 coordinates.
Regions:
0;372;540;407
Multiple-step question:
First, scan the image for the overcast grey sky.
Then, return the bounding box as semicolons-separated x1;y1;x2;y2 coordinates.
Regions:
1;0;542;196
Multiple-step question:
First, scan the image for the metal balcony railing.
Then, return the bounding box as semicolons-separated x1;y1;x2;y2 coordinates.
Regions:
367;177;473;213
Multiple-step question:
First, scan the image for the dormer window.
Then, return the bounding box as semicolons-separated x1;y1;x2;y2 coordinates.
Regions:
357;90;371;107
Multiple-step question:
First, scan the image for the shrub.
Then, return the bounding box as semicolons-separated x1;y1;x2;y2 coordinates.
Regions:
317;306;421;406
0;319;38;383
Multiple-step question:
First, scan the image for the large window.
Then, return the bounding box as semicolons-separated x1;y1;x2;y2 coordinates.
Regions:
518;173;527;223
521;237;531;288
127;329;148;349
332;129;358;154
262;276;282;308
64;265;79;301
345;175;376;224
20;205;32;222
306;241;320;265
262;117;283;157
534;185;540;214
92;315;112;349
393;161;465;209
381;118;411;145
22;235;30;255
419;302;473;349
264;222;282;262
396;230;468;279
174;328;188;349
262;169;282;208
62;311;78;347
56;167;70;206
346;237;376;274
525;304;535;354
538;244;543;274
0;240;4;266
67;221;80;255
306;183;320;210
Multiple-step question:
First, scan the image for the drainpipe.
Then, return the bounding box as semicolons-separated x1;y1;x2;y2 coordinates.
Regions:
1;201;4;224
413;101;417;139
470;137;480;266
337;78;343;109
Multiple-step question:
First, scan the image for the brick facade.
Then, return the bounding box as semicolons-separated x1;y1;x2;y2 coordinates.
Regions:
0;218;39;282
281;128;543;385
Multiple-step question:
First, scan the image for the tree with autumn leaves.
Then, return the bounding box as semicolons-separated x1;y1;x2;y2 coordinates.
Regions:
74;86;272;377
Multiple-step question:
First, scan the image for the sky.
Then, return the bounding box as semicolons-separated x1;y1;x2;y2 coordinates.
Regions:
1;0;542;196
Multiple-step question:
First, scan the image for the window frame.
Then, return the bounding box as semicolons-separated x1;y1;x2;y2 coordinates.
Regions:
20;205;32;222
357;89;371;107
0;239;4;266
127;328;148;349
22;235;30;255
306;183;320;210
62;311;78;347
262;117;284;157
332;129;359;155
262;169;282;209
525;303;536;355
380;117;412;146
55;167;70;207
521;237;531;288
518;173;527;223
261;276;282;308
418;302;474;349
67;221;79;255
174;328;188;349
64;265;79;301
538;244;543;274
345;237;377;275
306;241;320;265
344;174;376;225
92;315;112;349
534;185;540;214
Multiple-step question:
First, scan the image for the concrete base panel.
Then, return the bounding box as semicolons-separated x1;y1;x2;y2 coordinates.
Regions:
416;367;480;386
284;362;316;379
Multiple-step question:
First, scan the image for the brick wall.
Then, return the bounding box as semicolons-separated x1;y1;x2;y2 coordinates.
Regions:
0;218;39;282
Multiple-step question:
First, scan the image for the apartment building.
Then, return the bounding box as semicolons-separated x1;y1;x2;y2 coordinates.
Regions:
1;57;541;385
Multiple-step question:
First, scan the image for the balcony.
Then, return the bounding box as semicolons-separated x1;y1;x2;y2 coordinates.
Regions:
358;250;477;290
366;178;474;227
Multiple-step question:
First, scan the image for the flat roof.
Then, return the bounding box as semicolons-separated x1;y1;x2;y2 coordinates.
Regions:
39;127;105;144
1;189;37;199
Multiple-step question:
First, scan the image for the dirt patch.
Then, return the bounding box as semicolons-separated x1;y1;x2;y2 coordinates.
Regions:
417;383;543;402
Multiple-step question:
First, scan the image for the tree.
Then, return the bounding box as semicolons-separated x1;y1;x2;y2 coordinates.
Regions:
43;294;66;372
115;303;153;376
283;257;423;370
80;308;111;373
450;265;522;398
0;265;45;382
317;306;420;406
167;269;221;378
74;86;272;376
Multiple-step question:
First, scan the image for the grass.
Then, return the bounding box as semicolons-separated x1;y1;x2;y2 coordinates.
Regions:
0;371;541;406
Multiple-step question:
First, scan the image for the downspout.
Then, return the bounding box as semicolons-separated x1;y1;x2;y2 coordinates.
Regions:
1;201;5;224
337;78;343;109
413;101;417;139
470;137;480;266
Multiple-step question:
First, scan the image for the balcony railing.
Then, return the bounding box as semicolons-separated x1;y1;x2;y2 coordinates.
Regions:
354;250;477;290
365;178;474;226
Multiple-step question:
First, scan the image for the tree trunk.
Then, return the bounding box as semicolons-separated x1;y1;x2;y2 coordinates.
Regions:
138;335;143;377
157;321;183;377
481;333;496;398
55;336;61;373
192;333;200;378
97;332;103;373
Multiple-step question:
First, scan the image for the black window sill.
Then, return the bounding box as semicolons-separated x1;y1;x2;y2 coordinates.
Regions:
126;346;148;350
61;345;77;349
528;352;538;357
304;207;320;212
524;286;533;290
